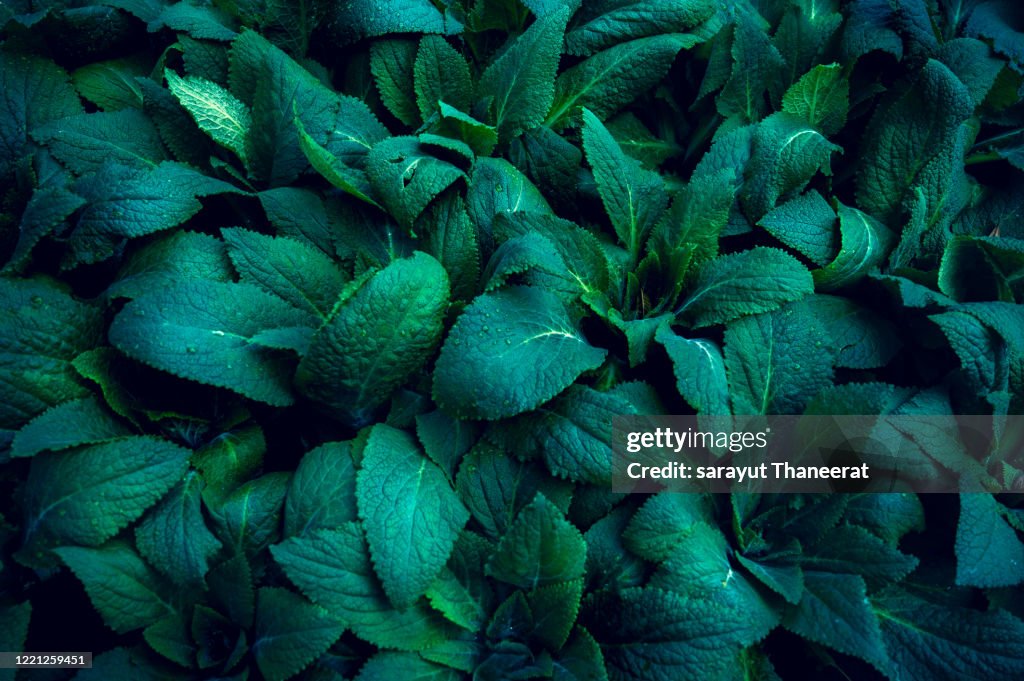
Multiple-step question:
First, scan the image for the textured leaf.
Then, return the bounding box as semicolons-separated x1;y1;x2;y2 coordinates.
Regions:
296;252;449;415
478;8;569;138
272;524;454;650
783;572;890;675
366;137;465;229
109;280;314;406
34;109;167;175
56;542;173;634
814;202;895;291
0;52;82;177
724;305;836;415
781;63;849;136
488;494;586;589
284;442;358;538
22;437;189;556
956;493;1024;588
12;396;132;458
549;35;686;126
565;0;715;55
874;587;1024;681
222;227;345;318
582;108;667;256
414;36;472;121
253;587;344;681
656;325;730;415
357;425;469;608
678;248;814;328
433;286;607;420
135;471;222;588
757;190;837;267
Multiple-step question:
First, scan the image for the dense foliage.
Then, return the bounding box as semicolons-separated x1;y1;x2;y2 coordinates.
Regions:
2;0;1024;679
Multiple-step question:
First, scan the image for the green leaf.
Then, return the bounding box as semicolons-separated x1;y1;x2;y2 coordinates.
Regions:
782;572;890;676
414;36;472;121
549;35;687;126
873;587;1024;681
585;587;765;681
717;13;784;121
724;305;836;414
5;185;86;272
166;70;251;162
467;158;552;245
813;202;895;291
554;627;608;681
781;63;849;136
487;494;586;588
656;325;730;415
582;108;667;258
109;280;312;406
34;108;168;175
433;286;607;420
565;0;715;55
192;424;266;508
741;112;840;221
421;194;480;301
757;190;837;267
0;278;102;429
357;424;469;608
455;440;574;541
135;471;222;588
370;38;420;127
857;59;973;225
296;116;380;206
956;493;1024;588
366;137;465;230
0;602;31;681
416;409;479;482
56;541;173;635
222;227;345;318
253;587;344;681
622;493;709;563
678;248;814;328
284;442;358;538
72;58;146;111
21;437;189;556
107;230;233;300
152;2;238;40
272;524;455;650
0;52;83;177
330;0;452;44
357;652;460;681
11;396;132;458
797;295;899;370
478;8;570;138
209;472;289;558
68;161;242;265
297;252;449;415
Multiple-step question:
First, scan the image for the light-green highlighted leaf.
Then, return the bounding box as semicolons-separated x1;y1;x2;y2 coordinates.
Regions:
433;286;607;420
357;425;469;608
678;248;814;328
252;587;344;681
109;280;314;406
487;494;586;588
296;252;449;415
166;70;251;162
56;541;173;635
22;437;190;557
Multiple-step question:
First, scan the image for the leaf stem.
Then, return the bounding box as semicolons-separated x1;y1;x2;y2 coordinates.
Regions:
964;151;1003;166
